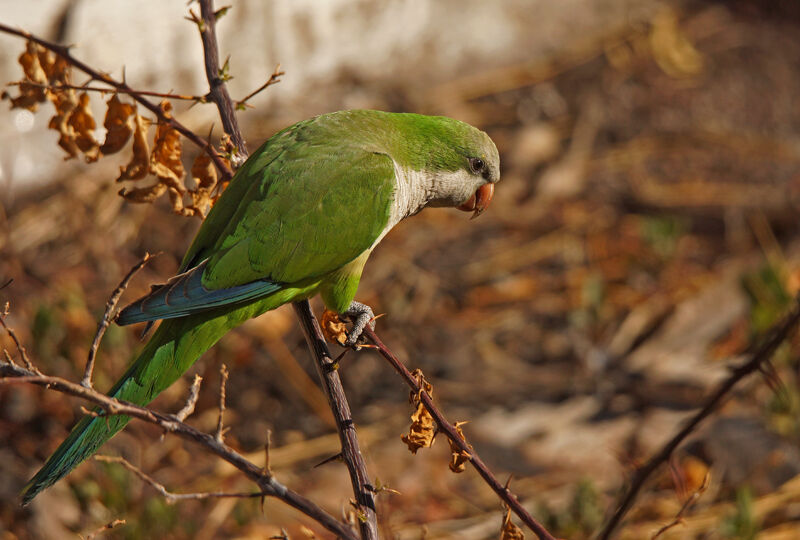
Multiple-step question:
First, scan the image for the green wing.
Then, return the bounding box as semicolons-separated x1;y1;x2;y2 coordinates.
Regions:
182;119;395;289
119;117;396;325
198;120;396;289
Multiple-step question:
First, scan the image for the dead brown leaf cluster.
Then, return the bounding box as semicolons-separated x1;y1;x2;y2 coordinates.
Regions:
3;40;228;218
401;369;436;453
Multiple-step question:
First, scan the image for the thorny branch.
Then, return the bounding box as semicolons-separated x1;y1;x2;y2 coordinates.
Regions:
194;0;248;163
0;21;234;181
0;361;358;540
597;293;800;540
82;252;158;388
362;326;558;540
6;80;208;102
190;1;379;537
293;300;379;540
236;64;285;109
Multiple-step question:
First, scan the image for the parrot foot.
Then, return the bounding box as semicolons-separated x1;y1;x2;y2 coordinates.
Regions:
343;301;376;348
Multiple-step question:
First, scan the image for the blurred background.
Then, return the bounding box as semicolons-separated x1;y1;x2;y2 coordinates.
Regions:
2;0;800;538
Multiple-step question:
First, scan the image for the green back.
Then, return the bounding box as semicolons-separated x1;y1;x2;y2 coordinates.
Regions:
182;114;398;289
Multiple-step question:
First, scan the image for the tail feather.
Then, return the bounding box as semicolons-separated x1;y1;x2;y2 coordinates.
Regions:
21;301;255;505
20;281;315;505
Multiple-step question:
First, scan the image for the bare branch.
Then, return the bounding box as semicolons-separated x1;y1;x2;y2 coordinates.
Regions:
363;326;558;540
1;302;39;374
215;363;229;443
174;374;203;422
95;455;262;503
236;64;285;109
293;300;379;540
83;518;126;540
82;252;157;388
6;80;207;102
598;293;800;540
194;0;248;163
651;471;711;540
0;362;357;540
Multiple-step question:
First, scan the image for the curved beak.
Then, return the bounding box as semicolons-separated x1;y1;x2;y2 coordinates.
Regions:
456;183;494;219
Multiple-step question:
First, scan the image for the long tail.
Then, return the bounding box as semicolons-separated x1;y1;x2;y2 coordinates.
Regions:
19;302;260;505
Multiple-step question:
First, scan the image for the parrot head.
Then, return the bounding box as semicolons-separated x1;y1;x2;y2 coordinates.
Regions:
399;115;500;219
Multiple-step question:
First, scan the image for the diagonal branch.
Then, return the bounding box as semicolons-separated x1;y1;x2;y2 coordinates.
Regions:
94;455;263;503
597;293;800;540
293;300;379;540
6;81;208;102
363;326;558;540
82;252;157;388
0;361;358;540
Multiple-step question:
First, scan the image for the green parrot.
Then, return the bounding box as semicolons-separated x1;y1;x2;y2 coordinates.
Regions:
21;109;499;504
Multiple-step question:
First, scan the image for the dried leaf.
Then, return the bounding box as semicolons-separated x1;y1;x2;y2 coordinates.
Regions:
19;42;47;84
9;42;48;110
167;186;184;214
186;151;219;218
500;507;525;540
401;369;437;452
321;309;348;346
99;94;135;154
37;46;69;86
67;92;100;162
191;150;218;191
117;113;150;181
47;89;80;159
149;101;185;189
410;368;433;395
448;421;472;473
9;82;46;111
119;182;167;203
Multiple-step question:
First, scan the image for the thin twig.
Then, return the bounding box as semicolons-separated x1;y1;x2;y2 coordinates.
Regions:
215;363;229;443
293;300;379;540
83;518;126;540
0;302;38;374
6;81;207;102
264;429;273;475
0;362;357;540
82;252;157;388
598;293;800;540
194;0;248;163
363;326;558;540
651;471;711;540
0;22;233;181
95;455;262;503
174;374;203;422
236;64;285;108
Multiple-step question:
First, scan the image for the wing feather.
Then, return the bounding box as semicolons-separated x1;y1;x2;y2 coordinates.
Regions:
118;112;397;323
116;260;282;325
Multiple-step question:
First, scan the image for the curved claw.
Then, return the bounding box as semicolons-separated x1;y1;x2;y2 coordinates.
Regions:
343;301;376;348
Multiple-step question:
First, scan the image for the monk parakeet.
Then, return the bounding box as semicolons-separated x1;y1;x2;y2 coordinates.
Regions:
21;109;500;504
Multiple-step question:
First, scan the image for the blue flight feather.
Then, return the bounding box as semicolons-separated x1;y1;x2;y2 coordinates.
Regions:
116;260;283;325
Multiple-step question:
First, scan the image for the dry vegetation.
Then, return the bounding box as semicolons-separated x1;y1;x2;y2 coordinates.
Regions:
3;1;800;538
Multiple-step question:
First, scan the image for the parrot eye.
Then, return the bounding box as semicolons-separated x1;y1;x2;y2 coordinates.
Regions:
469;157;485;174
